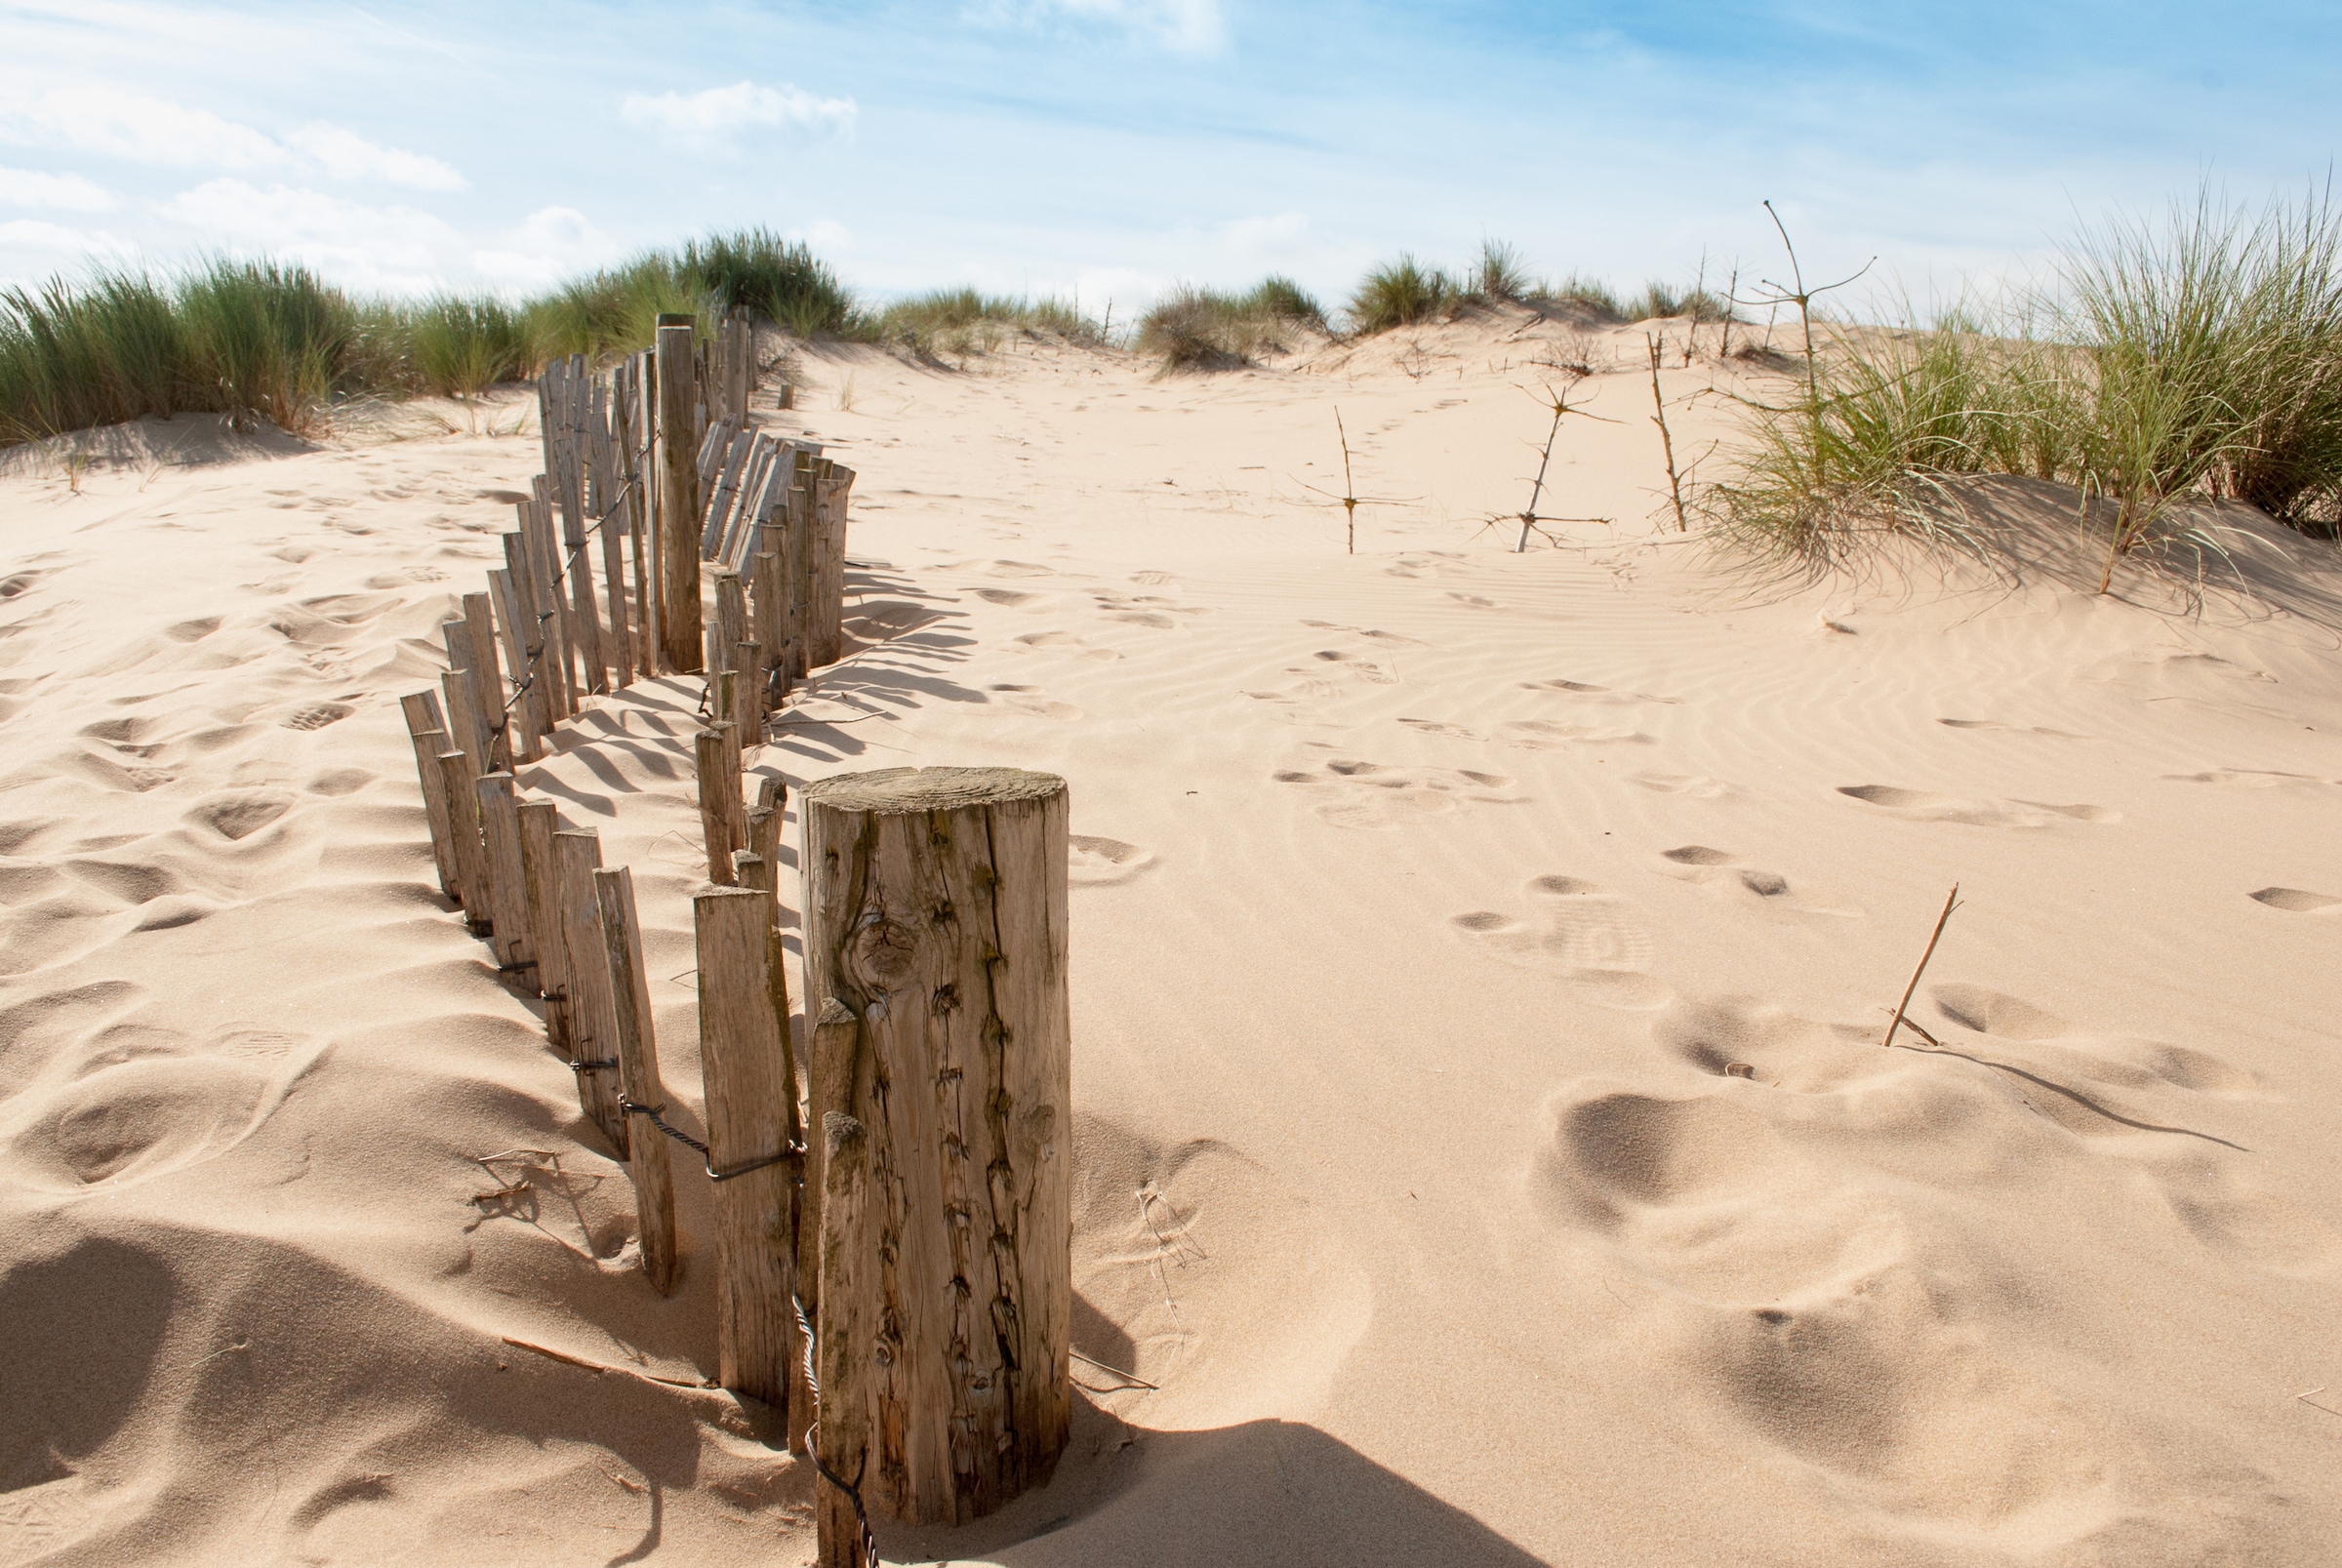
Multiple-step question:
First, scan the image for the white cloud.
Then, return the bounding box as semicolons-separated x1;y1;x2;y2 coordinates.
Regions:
158;180;454;293
800;219;853;251
0;84;286;170
619;81;857;143
0;217;135;261
284;125;464;192
966;0;1225;54
472;206;614;290
0;87;463;192
1220;212;1312;261
0;165;115;212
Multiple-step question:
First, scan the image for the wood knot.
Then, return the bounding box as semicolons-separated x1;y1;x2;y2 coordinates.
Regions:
847;915;919;993
931;983;959;1015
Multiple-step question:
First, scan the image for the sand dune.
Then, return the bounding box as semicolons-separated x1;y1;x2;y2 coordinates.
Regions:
3;307;2339;1565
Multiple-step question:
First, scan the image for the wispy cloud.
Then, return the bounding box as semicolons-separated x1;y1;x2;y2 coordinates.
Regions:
283;126;465;192
0;85;462;191
0;217;134;261
0;165;115;212
158;179;454;292
965;0;1227;55
473;205;612;290
1;85;285;170
618;81;857;144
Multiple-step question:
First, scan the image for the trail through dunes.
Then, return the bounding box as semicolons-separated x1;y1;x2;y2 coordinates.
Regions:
3;314;2340;1566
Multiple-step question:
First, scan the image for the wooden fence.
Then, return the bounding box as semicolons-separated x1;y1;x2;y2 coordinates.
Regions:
393;315;1070;1565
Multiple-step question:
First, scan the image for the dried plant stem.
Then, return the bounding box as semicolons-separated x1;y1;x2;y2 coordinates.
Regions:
1647;334;1690;533
1882;884;1961;1049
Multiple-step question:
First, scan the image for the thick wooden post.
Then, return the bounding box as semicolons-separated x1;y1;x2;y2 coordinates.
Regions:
554;829;626;1153
474;773;533;978
694;887;803;1412
816;1110;871;1568
596;865;676;1293
655;314;703;673
799;767;1072;1524
436;749;489;932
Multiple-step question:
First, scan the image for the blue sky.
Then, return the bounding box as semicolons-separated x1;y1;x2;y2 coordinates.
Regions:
2;0;2336;316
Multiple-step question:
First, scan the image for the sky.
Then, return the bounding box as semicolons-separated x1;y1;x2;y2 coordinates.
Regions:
1;0;2338;319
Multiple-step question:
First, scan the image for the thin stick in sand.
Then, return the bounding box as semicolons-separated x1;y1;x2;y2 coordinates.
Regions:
1882;883;1961;1049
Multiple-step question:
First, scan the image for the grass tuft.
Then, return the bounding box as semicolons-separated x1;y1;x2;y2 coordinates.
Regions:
1705;189;2342;582
1349;256;1461;334
1137;277;1328;371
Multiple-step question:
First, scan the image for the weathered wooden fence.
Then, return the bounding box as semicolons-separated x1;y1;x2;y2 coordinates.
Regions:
392;316;1071;1564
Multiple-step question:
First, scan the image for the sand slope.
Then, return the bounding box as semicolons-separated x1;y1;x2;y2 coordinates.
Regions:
3;309;2339;1566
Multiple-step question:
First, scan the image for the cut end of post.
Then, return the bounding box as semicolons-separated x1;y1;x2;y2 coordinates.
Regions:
823;1110;865;1162
804;765;1066;814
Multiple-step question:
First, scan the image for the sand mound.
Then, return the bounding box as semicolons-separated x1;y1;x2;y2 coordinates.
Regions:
3;321;2338;1564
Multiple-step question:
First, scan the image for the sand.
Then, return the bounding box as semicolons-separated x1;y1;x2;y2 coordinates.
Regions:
3;305;2339;1566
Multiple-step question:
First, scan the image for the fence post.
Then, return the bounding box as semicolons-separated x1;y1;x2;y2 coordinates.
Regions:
596;865;676;1293
799;766;1072;1524
555;830;627;1153
516;799;569;1054
694;886;804;1413
655;314;703;673
474;772;533;978
696;728;743;884
436;749;489;933
398;695;457;900
816;1109;870;1568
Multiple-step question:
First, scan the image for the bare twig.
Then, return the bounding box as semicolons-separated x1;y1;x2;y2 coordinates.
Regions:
1647;334;1691;533
1738;200;1876;419
1882;884;1962;1049
501;1335;717;1389
1071;1348;1160;1389
1295;405;1416;553
1477;380;1616;551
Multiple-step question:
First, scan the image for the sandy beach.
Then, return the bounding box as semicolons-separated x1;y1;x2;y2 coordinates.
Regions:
4;305;2340;1566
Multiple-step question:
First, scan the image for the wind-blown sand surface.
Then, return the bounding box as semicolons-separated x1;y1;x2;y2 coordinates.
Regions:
4;307;2340;1566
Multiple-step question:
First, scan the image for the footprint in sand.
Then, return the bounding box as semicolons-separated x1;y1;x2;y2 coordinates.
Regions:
2165;768;2340;789
971;587;1046;607
1498;719;1651;748
2247;886;2341;913
1448;874;1669;1008
282;703;354;732
1093;590;1207;628
1068;835;1155;887
1012;630;1119;661
1937;717;2089;739
1273;754;1523;829
1292;650;1395;686
1656;846;1859;916
1301;619;1427;647
1129;570;1177;586
988;683;1082;721
1836;784;2118;828
1443;591;1498;610
1630;772;1735;800
988;559;1058;578
1920;983;2328;1272
1520;678;1682;706
1398;717;1481;740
